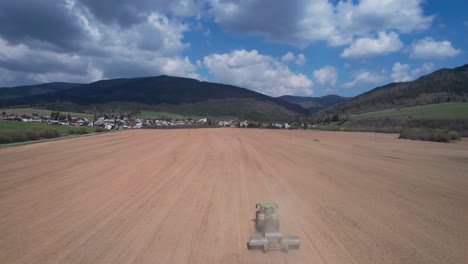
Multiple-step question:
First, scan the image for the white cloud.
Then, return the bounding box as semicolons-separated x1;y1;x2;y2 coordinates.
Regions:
314;66;338;86
158;56;198;79
410;37;462;59
0;38;88;75
343;71;385;89
295;54;306;66
208;0;433;47
281;52;295;63
28;64;103;84
335;0;434;34
391;62;434;82
0;7;199;86
391;63;411;82
203;49;313;96
341;31;403;59
281;52;306;66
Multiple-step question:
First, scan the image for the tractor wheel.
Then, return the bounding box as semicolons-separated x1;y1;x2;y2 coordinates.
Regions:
263;244;269;253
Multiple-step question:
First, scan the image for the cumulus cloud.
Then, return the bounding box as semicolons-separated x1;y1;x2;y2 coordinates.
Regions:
335;0;433;34
391;62;434;82
76;0;203;27
342;71;385;89
208;0;433;47
0;1;199;86
313;66;338;86
203;49;313;96
295;54;306;66
410;38;462;59
0;1;91;51
0;39;103;86
341;31;403;59
280;52;306;66
281;52;295;63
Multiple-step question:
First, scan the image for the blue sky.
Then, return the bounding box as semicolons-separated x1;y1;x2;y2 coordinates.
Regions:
0;0;466;97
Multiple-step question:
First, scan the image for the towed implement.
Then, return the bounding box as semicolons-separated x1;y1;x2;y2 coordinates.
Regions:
247;202;300;253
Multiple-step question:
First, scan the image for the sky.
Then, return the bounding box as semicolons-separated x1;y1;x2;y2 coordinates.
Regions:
0;0;466;97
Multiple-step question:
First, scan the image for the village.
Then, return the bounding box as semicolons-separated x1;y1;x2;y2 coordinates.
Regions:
0;111;270;130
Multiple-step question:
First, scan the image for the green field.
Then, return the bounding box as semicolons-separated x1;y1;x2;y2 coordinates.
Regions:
135;111;186;120
0;121;96;134
350;103;468;120
1;108;92;119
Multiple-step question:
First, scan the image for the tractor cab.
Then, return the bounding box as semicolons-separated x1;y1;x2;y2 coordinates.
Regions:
254;202;279;232
256;203;278;215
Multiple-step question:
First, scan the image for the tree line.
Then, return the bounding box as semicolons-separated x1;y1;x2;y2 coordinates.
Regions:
50;112;72;120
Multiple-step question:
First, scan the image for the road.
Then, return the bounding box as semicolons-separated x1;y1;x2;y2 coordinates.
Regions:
1;129;467;264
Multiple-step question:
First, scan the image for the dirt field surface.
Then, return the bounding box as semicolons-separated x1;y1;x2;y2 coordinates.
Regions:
1;129;467;264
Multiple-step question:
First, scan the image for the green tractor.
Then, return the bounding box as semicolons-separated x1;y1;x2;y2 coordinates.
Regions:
248;202;300;253
253;202;280;232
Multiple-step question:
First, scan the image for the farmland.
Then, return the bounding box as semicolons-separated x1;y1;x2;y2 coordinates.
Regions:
0;129;467;263
349;102;468;120
135;111;186;120
0;120;95;134
0;108;93;119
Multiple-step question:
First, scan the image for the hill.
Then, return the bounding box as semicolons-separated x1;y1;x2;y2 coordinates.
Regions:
310;64;468;136
316;64;468;118
2;76;307;121
278;95;349;113
0;82;82;100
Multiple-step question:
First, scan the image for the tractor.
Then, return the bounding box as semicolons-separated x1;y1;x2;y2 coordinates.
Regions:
253;202;280;232
247;202;300;253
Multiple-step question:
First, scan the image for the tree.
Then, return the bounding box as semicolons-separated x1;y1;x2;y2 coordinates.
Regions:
67;113;72;120
50;112;59;120
247;122;259;128
331;114;340;122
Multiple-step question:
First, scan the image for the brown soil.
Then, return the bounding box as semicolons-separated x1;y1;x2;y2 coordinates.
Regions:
1;129;467;264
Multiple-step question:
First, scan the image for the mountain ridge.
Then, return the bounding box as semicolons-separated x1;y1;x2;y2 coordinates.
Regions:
278;94;350;113
314;63;468;118
1;76;308;121
0;82;83;100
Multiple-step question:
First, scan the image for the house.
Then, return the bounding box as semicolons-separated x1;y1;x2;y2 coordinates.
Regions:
199;117;207;124
58;120;68;125
68;119;79;126
104;124;115;130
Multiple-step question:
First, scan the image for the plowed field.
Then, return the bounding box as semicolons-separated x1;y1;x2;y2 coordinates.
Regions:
1;129;467;264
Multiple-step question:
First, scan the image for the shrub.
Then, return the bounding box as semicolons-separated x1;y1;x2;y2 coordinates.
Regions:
39;129;59;139
0;134;13;144
399;128;459;143
25;131;40;141
95;127;106;133
67;127;88;135
0;129;59;145
68;128;81;135
10;132;27;142
448;131;461;141
78;127;89;134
